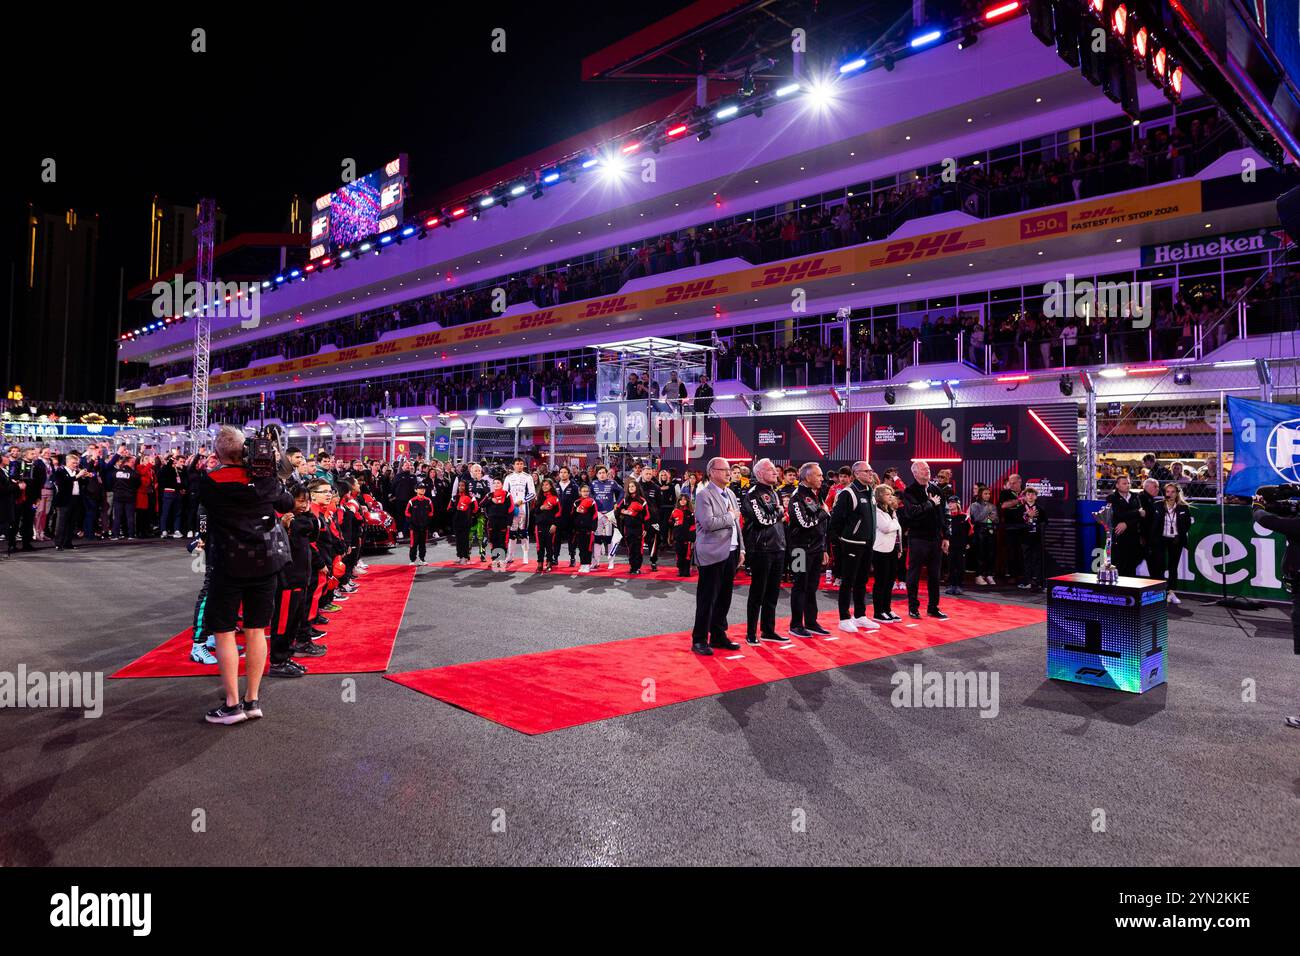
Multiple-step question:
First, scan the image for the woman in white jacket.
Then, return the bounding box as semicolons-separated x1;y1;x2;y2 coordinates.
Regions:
872;484;903;622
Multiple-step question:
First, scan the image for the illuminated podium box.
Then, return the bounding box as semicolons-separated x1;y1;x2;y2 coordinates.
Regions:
1046;573;1168;694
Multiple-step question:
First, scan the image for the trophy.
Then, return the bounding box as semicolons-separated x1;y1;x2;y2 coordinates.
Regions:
1094;503;1119;584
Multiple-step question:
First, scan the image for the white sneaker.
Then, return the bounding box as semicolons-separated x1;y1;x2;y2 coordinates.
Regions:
607;560;615;570
838;619;858;633
357;561;369;570
893;581;907;592
1167;591;1181;605
854;616;880;630
824;571;833;584
417;558;427;566
173;531;183;538
580;564;591;573
186;531;194;538
974;575;986;585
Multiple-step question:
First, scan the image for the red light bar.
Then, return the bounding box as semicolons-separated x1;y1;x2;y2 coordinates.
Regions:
621;141;640;154
984;1;1020;20
321;257;332;266
1111;4;1127;37
666;124;688;137
304;264;315;272
996;374;1031;382
1169;64;1183;97
1133;25;1147;59
1028;408;1071;455
425;217;440;228
451;207;467;217
796;419;825;458
1128;365;1168;374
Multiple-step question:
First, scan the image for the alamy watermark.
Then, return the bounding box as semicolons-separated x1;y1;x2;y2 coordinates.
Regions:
890;663;999;718
151;276;262;330
0;665;104;718
1043;273;1151;328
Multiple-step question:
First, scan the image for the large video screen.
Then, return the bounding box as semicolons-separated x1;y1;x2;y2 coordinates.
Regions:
309;155;407;259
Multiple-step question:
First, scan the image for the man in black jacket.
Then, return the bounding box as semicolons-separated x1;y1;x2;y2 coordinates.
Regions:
787;462;831;637
740;458;788;645
111;455;141;539
828;460;880;633
51;451;86;551
900;460;950;620
199;426;294;726
389;460;417;541
8;446;46;552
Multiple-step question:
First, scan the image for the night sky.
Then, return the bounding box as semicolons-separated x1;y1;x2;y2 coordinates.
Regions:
2;4;699;391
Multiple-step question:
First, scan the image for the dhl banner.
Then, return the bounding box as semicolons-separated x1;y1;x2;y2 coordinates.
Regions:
120;180;1202;404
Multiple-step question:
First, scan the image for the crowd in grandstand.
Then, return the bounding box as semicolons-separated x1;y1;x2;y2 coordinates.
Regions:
119;103;1252;396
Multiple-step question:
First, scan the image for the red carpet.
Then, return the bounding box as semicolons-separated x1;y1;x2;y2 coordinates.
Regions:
426;555;900;592
386;599;1045;734
111;564;416;678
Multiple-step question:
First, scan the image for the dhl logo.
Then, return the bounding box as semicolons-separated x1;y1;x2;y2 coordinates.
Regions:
582;296;635;317
868;231;986;267
1076;205;1120;222
336;348;359;362
462;323;499;339
654;279;728;304
749;257;842;287
411;332;444;349
302;356;327;368
518;310;559;329
373;342;399;355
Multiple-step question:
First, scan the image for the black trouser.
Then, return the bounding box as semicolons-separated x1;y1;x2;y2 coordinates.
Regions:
489;524;508;558
747;550;784;638
1021;532;1044;586
576;530;594;565
837;544;871;620
12;503;36;547
193;567;213;642
535;525;559;565
645;524;660;567
1147;537;1183;590
112;499;135;538
557;520;575;561
625;524;644;571
454;517;472;559
872;551;897;616
55;505;77;549
1003;528;1025;581
692;548;738;646
789;546;822;628
271;584;304;664
675;537;692;575
973;528;996;577
408;526;428;561
906;537;943;613
1113;534;1141;577
947;536;967;587
82;498;100;538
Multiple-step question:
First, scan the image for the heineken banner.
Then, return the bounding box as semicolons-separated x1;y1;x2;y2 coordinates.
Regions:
1225;395;1300;495
1076;501;1290;601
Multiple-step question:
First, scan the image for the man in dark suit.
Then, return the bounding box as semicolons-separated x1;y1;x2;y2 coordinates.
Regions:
900;459;950;620
51;451;85;551
8;446;46;552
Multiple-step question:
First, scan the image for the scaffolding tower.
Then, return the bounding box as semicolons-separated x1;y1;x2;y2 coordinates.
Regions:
189;197;216;444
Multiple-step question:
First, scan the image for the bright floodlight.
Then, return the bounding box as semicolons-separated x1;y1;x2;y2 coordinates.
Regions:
805;79;835;109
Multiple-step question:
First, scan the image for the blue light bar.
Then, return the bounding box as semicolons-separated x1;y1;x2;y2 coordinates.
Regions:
289;269;300;278
542;172;560;184
401;226;416;236
581;158;598;168
910;29;942;47
839;57;867;73
274;275;285;283
510;184;527;195
359;243;371;252
380;234;393;244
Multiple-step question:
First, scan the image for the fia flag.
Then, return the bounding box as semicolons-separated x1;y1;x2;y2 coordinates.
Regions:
1225;395;1300;494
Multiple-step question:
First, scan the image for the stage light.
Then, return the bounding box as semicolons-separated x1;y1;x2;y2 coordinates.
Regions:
908;379;932;390
340;250;352;259
289;269;301;278
425;216;440;227
884;387;896;405
321;257;331;267
261;280;271;288
984;1;1020;20
401;226;415;236
957;32;977;50
379;235;393;245
1173;370;1192;385
479;197;494;208
541;172;560;185
805;80;834;109
1110;3;1127;40
620;141;640;155
580;158;598;169
304;264;315;273
839;57;867;74
1132;24;1147;60
910;30;942;49
666;124;688;137
1099;367;1126;379
766;389;786;399
775;82;800;97
1168;63;1183;102
1058;374;1073;396
715;104;739;120
359;243;371;252
451;207;467;217
696;127;712;142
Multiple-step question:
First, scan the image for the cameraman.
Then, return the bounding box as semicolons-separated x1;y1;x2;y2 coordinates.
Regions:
199;425;293;726
1252;489;1300;730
